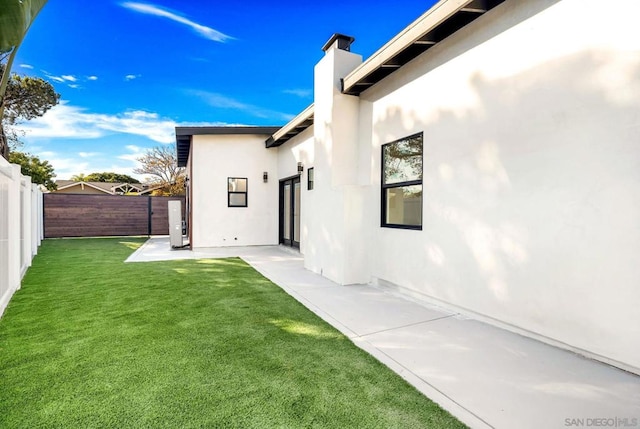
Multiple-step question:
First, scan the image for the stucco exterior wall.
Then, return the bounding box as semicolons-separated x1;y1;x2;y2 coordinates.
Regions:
304;46;368;285
358;0;640;372
191;134;278;247
183;0;639;374
276;127;314;255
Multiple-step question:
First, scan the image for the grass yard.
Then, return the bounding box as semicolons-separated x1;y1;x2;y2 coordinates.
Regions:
0;238;465;428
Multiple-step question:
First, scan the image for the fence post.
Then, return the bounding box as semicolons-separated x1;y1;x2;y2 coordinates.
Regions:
0;160;44;317
31;184;39;256
147;196;152;237
20;176;32;278
38;189;43;243
7;164;21;292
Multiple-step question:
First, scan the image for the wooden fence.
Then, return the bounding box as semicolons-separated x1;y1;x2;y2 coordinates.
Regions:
43;194;186;238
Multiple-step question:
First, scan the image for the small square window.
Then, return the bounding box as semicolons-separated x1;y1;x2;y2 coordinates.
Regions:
307;167;314;190
228;177;247;207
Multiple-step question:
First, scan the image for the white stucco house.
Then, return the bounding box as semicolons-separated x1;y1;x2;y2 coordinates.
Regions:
176;0;640;376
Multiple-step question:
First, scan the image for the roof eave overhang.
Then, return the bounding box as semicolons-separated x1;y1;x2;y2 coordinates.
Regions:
265;104;314;148
342;0;505;96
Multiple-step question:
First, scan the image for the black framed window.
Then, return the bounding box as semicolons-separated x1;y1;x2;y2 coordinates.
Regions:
381;133;423;229
228;177;247;207
307;167;314;190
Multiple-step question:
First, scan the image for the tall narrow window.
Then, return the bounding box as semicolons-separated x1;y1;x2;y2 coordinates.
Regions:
228;177;247;207
307;167;314;190
381;133;423;229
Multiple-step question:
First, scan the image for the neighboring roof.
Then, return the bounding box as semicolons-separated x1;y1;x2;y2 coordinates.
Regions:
265;104;314;148
138;183;169;195
176;126;281;167
112;183;145;193
54;180;145;194
55;180;115;194
342;0;505;95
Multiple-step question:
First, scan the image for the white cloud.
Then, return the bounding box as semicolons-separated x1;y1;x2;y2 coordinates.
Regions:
87;76;98;81
29;147;147;180
20;64;34;69
125;74;140;81
189;90;294;122
121;2;232;42
29;150;92;180
78;152;101;158
43;72;78;84
46;75;65;83
15;101;178;144
116;145;145;163
283;88;312;98
68;84;81;89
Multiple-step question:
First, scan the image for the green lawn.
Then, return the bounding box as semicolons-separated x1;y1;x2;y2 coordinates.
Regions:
0;238;465;428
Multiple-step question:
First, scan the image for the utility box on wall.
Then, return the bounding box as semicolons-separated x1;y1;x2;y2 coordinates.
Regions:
168;200;183;248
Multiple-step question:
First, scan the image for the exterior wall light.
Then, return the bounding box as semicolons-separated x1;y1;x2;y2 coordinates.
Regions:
263;172;268;183
297;162;304;174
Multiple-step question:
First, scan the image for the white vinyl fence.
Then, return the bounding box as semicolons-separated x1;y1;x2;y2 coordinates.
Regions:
0;155;43;318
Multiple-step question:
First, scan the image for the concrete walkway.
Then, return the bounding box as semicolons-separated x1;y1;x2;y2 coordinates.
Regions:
127;237;640;429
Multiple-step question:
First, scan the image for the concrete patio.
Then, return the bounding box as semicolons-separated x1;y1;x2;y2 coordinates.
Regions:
127;237;640;429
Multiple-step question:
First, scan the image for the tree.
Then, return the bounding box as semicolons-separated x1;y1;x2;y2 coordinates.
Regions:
0;1;48;53
8;150;56;190
1;0;50;159
82;172;140;183
134;145;185;196
70;173;87;182
0;63;60;158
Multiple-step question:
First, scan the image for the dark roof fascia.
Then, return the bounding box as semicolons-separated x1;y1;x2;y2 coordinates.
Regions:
265;104;314;148
176;126;280;136
342;0;506;95
176;126;281;167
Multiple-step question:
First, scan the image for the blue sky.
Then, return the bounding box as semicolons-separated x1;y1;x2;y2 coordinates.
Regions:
14;1;435;180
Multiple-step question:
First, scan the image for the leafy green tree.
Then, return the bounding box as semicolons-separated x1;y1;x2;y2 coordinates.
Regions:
82;172;140;183
0;0;48;52
0;63;60;158
1;0;50;159
134;145;185;196
8;150;56;190
71;173;87;182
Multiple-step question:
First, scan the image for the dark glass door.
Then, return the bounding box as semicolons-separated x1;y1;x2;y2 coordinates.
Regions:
279;176;300;248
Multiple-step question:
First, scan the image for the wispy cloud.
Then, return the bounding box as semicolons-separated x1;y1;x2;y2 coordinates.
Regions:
121;2;233;42
78;152;101;158
189;90;294;122
19;64;34;69
16;101;177;144
27;148;141;180
87;75;98;81
118;145;146;162
29;150;92;180
43;72;79;87
125;74;141;81
283;88;312;98
43;70;76;83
